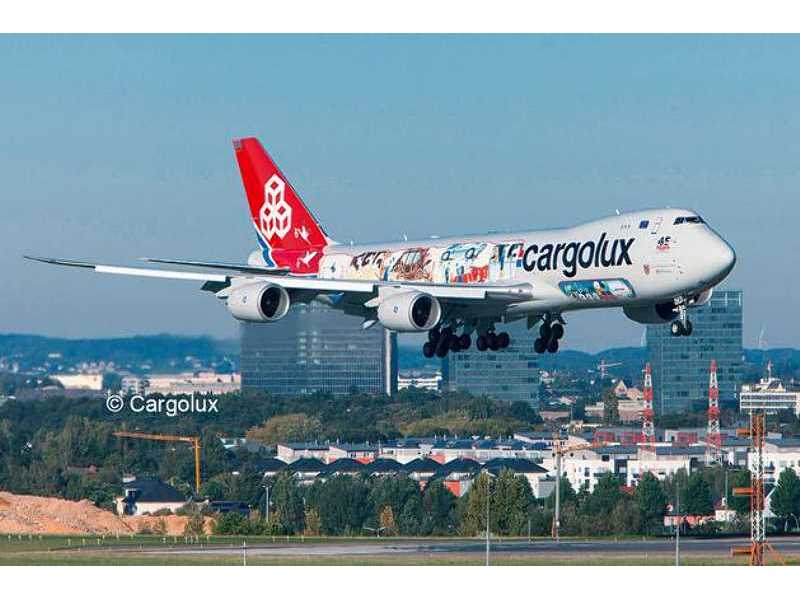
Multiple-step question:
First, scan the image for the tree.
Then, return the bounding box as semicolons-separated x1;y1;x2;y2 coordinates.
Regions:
583;473;623;516
309;476;370;535
491;469;534;535
271;471;306;534
245;413;323;445
304;508;321;536
213;511;250;535
379;505;397;535
602;388;620;425
684;473;714;516
770;468;800;530
635;472;667;534
545;475;576;510
727;470;751;515
459;472;492;536
422;479;456;535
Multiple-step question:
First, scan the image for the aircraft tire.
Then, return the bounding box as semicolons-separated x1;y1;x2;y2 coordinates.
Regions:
497;332;510;348
459;334;471;350
422;342;435;358
670;321;684;337
534;338;547;353
547;338;559;353
449;335;461;352
550;323;564;340
683;320;693;336
476;335;488;352
488;332;500;351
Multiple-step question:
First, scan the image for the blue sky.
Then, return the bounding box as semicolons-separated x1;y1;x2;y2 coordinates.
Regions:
2;35;799;351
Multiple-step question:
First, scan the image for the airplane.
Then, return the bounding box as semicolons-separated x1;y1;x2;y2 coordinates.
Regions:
26;137;736;358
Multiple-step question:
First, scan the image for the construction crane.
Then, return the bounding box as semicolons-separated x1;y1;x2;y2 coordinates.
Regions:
595;359;622;380
114;431;202;495
549;440;604;541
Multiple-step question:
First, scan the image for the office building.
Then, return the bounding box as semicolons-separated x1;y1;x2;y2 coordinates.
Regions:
740;363;800;415
647;290;743;414
241;301;397;397
441;321;540;408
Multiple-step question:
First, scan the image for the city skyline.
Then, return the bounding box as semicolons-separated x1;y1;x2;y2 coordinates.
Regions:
4;36;800;351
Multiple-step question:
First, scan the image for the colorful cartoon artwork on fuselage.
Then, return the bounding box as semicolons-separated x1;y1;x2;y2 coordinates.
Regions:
559;278;636;302
436;242;491;284
389;247;435;282
320;239;531;284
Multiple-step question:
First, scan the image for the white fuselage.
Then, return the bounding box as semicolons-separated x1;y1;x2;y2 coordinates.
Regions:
313;208;736;321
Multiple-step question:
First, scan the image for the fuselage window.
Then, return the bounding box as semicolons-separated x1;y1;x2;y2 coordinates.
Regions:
673;216;705;225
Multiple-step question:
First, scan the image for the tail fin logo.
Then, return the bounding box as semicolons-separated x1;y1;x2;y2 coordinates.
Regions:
260;175;291;240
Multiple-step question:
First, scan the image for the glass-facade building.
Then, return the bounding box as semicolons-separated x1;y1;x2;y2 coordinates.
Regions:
647;290;743;414
241;301;397;397
441;321;540;408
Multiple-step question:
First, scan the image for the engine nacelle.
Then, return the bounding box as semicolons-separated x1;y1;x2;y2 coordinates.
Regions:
377;292;442;332
623;301;676;324
226;282;291;323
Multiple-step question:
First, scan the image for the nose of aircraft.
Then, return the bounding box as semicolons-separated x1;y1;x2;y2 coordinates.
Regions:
709;236;736;282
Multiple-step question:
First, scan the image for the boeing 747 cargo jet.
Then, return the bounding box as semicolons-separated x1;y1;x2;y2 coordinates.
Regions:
27;137;736;357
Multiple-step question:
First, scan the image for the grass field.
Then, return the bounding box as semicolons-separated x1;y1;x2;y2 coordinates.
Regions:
1;534;797;565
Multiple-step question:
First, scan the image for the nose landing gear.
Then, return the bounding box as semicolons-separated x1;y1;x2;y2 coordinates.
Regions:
670;298;694;337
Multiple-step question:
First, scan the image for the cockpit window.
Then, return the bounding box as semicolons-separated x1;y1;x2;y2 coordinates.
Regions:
673;216;704;225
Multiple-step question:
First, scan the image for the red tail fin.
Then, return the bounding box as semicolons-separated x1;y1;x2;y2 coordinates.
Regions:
233;137;329;274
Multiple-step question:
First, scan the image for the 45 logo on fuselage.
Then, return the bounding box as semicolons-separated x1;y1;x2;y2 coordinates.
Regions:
260;174;292;240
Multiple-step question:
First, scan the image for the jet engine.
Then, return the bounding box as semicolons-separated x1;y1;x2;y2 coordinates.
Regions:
226;282;291;322
377;291;442;332
623;301;676;324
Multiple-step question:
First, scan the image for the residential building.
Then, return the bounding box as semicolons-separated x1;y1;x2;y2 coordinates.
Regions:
114;477;186;516
241;301;397;397
442;319;540;407
647;290;743;414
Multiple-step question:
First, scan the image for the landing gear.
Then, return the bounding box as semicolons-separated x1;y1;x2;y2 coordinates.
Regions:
670;319;693;337
474;328;510;353
535;315;565;353
458;333;472;350
423;322;511;357
670;297;693;337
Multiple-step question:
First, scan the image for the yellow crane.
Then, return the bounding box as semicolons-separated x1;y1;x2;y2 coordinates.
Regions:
114;431;202;495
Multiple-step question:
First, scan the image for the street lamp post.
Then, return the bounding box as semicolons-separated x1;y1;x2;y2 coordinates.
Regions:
263;484;270;523
675;484;680;567
484;471;491;567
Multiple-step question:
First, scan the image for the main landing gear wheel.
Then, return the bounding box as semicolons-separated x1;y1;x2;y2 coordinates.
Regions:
422;341;435;358
488;332;500;351
476;335;488;352
497;332;510;348
458;334;471;350
535;317;565;353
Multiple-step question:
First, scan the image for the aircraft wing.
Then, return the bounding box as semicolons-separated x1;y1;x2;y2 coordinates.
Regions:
25;255;536;304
